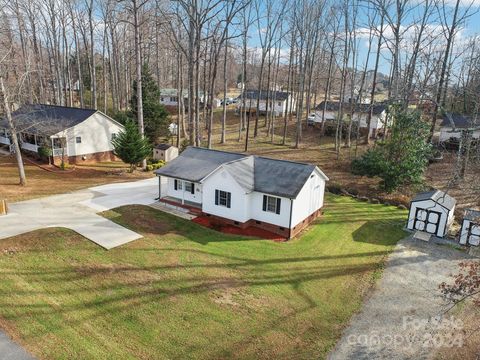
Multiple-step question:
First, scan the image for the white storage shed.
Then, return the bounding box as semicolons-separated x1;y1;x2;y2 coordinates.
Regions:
407;190;456;238
459;209;480;246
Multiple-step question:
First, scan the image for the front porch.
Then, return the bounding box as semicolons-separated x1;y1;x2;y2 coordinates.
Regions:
159;196;203;215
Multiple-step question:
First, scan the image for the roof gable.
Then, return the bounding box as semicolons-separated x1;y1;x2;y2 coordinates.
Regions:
412;189;456;210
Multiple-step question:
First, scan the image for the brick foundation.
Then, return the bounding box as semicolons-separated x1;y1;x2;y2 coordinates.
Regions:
203;209;322;239
52;150;118;165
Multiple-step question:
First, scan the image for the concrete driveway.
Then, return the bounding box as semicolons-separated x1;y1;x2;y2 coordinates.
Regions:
0;178;158;249
329;237;472;360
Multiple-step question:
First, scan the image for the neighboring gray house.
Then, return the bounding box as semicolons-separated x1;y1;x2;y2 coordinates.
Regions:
439;113;480;143
0;104;123;163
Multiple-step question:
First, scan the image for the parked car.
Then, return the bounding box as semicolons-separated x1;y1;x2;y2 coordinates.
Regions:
221;97;235;105
307;113;316;126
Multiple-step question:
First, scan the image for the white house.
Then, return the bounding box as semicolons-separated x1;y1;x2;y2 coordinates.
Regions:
439;113;480;143
406;189;456;238
314;101;387;137
238;90;296;117
0;104;124;164
459;209;480;246
160;88;207;107
155;147;328;239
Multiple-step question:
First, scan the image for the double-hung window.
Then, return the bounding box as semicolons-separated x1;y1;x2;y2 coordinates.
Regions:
174;179;195;194
215;190;231;208
262;195;281;214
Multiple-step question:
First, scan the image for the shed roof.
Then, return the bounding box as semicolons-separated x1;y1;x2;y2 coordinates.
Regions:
440;113;479;129
0;104;98;136
155;147;328;198
155;144;175;150
412;189;456;210
464;209;480;221
315;101;386;115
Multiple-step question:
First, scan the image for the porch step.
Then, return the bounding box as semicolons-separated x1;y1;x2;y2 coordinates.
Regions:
414;231;431;242
148;202;197;220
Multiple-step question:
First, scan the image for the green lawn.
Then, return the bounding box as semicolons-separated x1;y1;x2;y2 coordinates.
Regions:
0;195;407;359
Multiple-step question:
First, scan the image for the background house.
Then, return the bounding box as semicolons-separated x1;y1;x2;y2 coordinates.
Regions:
314;101;387;137
159;88;208;108
0;104;123;164
238;90;296;116
153;144;178;162
155;147;328;239
439;113;480;143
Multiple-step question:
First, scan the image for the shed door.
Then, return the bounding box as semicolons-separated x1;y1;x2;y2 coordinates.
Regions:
414;208;442;235
467;223;480;246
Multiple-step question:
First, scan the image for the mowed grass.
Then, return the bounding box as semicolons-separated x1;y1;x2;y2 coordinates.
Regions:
0;195;407;359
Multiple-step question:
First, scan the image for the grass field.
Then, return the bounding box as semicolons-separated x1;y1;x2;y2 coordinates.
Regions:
0;195;407;359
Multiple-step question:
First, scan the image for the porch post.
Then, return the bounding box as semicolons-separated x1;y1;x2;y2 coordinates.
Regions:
182;180;185;205
158;176;162;201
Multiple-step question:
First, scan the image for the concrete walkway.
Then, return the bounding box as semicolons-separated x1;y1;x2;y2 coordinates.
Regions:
329;237;472;360
0;331;35;360
0;178;158;249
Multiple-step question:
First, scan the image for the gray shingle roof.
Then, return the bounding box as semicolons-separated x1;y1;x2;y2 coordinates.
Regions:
315;101;386;115
464;209;480;221
253;157;317;198
0;104;97;136
243;90;290;101
441;113;479;129
154;147;245;182
412;190;456;210
155;147;328;198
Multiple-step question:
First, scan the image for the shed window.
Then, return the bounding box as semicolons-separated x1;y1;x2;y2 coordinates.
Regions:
111;133;117;140
263;195;281;214
215;190;231;208
76;136;82;144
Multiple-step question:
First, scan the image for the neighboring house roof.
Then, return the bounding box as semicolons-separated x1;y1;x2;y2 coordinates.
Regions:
315;101;386;115
412;189;456;210
0;104;98;136
155;144;175;150
155;147;328;199
242;90;290;101
160;88;205;98
464;209;480;222
440;113;479;129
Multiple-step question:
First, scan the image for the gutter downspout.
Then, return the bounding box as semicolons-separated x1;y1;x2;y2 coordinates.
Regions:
288;199;294;239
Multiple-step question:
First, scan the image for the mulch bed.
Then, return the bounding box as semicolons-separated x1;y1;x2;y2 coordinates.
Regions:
192;216;287;241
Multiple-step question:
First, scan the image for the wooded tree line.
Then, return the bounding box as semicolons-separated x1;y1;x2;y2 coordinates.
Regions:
0;0;479;154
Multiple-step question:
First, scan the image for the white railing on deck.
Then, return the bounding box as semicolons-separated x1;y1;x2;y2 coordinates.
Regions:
21;142;38;152
52;148;65;156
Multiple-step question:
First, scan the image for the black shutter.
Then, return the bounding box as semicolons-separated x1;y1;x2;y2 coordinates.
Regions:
276;198;281;214
174;179;178;190
190;183;195;194
227;192;231;208
262;195;267;211
215;190;219;205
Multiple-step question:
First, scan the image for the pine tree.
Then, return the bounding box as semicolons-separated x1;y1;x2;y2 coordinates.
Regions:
112;120;152;172
130;64;169;143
